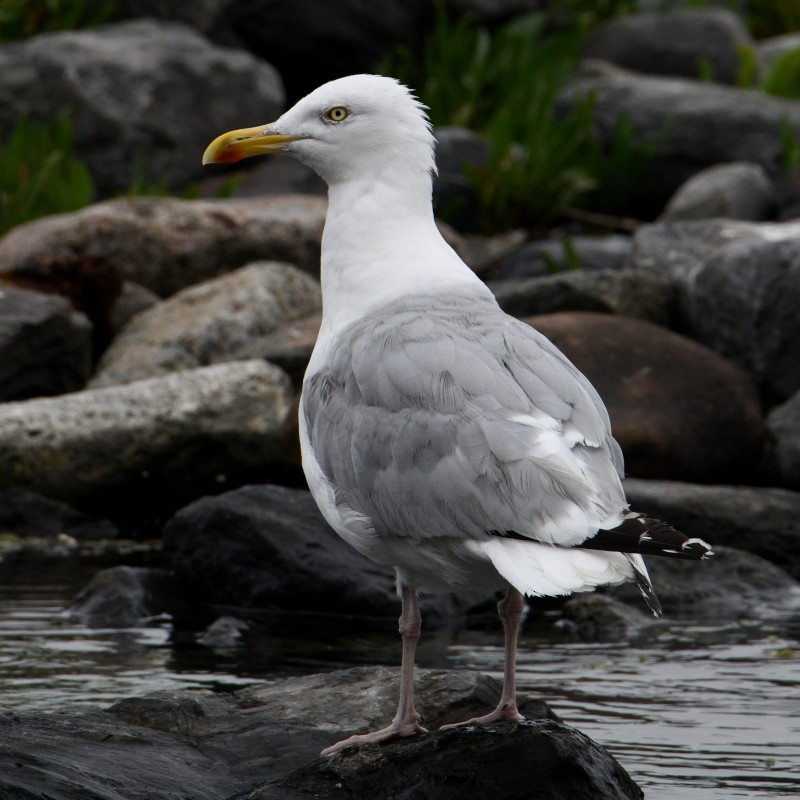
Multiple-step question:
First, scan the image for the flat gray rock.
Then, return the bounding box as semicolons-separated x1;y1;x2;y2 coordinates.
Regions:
0;360;292;506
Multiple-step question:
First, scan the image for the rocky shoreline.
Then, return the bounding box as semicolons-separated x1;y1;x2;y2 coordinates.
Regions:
3;3;800;798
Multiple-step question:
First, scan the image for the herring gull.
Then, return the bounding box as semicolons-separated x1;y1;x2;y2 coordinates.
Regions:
203;74;712;755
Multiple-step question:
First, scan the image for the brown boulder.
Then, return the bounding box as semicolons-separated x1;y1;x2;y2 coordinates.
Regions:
0;194;327;305
525;312;766;483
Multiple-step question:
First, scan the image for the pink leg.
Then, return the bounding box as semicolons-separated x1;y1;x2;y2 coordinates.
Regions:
441;587;525;728
322;584;428;755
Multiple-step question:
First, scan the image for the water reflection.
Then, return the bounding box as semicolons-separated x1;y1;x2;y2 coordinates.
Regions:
0;572;798;798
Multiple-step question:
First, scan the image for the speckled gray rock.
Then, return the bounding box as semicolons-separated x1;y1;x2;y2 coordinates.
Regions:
0;360;293;505
91;262;321;387
556;61;800;213
630;219;800;404
583;8;752;84
491;268;675;325
0;195;327;299
660;162;776;222
766;390;800;489
0;285;92;401
0;20;283;195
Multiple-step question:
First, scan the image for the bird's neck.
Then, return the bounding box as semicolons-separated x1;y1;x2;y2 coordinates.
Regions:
318;174;487;334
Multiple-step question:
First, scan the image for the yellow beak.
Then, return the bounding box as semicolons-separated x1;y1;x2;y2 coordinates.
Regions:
202;124;302;165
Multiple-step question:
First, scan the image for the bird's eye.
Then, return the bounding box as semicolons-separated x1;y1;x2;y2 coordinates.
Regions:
324;106;350;123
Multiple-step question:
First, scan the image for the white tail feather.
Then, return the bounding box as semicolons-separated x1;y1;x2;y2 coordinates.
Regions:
475;538;635;598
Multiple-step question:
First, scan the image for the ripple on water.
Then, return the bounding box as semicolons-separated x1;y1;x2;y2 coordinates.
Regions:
0;580;798;798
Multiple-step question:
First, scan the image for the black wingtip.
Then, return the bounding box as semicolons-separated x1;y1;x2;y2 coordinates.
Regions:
581;515;713;561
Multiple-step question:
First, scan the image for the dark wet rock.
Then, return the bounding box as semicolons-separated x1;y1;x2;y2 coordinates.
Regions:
220;0;429;101
113;0;233;34
243;721;642;800
623;478;800;581
491;233;632;281
90;262;321;387
557;594;651;642
0;285;92;401
526;312;766;483
556;61;800;213
609;545;800;621
630;219;800;405
583;8;752;84
0;20;282;196
0;360;293;507
659;162;776;222
0;668;630;800
163;484;464;621
69;566;180;628
765;391;800;490
444;0;543;24
492;268;674;325
0;195;327;301
432;126;490;233
0;487;118;540
196;615;251;649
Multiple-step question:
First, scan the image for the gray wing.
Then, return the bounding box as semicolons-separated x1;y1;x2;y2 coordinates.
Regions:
302;293;627;547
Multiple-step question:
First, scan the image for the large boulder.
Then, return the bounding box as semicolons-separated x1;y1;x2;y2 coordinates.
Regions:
583;8;752;84
630;219;800;405
623;478;800;580
0;196;327;315
0;19;283;195
162;484;465;620
0;284;92;400
0;668;641;800
526;312;766;483
91;262;321;387
556;61;800;214
0;360;293;508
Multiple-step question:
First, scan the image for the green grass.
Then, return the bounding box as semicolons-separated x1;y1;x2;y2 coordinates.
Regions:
0;112;94;235
0;0;116;41
384;6;657;231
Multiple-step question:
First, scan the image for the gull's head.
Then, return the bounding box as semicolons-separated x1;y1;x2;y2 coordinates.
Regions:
203;74;435;186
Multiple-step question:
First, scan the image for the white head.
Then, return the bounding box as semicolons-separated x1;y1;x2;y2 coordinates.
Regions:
203;74;436;187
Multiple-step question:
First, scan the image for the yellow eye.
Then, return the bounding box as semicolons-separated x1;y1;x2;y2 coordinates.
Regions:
324;106;349;123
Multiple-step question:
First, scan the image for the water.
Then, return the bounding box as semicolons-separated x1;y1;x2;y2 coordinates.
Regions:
1;547;798;799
